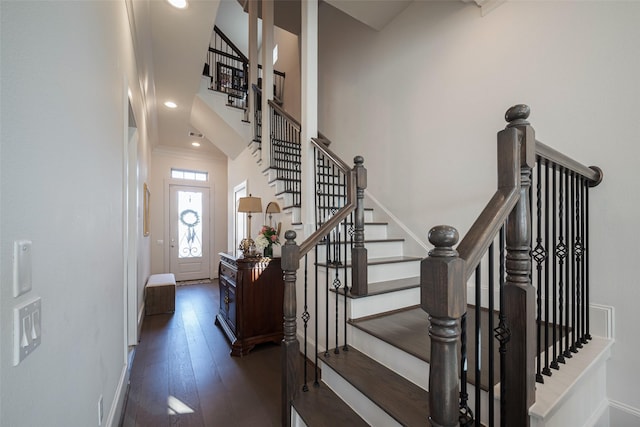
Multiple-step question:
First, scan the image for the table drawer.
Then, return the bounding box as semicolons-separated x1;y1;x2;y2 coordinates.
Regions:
219;262;237;283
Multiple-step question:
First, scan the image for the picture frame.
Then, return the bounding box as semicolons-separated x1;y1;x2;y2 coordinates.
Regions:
143;183;150;236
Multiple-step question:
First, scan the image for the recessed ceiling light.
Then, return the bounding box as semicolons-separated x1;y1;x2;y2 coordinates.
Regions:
191;142;201;147
167;0;188;9
164;101;177;109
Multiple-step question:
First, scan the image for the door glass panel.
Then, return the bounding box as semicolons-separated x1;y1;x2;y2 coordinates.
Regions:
178;190;203;258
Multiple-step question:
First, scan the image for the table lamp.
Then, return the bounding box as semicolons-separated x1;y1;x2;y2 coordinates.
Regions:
238;194;262;257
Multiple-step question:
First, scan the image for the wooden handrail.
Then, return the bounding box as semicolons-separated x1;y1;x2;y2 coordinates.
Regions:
268;100;301;132
310;137;352;173
536;141;602;185
457;188;519;280
214;25;248;63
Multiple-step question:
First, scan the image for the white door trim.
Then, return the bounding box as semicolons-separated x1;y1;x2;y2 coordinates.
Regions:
164;179;214;280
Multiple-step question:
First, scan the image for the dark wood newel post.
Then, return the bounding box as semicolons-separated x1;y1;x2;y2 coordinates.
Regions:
503;104;536;426
421;225;465;427
281;230;301;427
351;156;368;296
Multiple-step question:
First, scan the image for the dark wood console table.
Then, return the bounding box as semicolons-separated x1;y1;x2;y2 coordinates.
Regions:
215;252;284;356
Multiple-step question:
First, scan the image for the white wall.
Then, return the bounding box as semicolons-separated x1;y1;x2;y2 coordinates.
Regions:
150;148;228;277
275;27;301;121
319;0;640;418
1;1;150;425
227;148;293;258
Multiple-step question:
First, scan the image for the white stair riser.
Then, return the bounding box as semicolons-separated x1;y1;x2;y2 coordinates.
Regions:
348;287;419;319
364;209;373;223
320;223;387;240
316;240;404;261
350;327;429;390
277;192;299;209
318;259;420;284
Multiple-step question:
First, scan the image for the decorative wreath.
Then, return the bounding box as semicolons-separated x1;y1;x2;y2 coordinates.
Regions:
179;209;200;227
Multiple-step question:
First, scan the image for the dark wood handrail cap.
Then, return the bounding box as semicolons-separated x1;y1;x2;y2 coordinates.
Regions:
428;225;459;257
284;230;297;243
588;166;604;187
505;104;530;127
354;155;364;165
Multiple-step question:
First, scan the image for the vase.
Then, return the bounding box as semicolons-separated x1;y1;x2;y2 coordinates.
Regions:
264;245;273;258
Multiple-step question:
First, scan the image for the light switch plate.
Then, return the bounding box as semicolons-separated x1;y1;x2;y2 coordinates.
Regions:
14;297;41;365
13;240;32;297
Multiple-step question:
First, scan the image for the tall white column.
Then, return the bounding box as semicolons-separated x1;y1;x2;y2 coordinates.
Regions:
301;0;318;236
261;0;274;169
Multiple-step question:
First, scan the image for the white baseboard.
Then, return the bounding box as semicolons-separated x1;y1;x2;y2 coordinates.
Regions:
609;400;640;427
584;399;609;427
137;303;145;340
106;363;129;427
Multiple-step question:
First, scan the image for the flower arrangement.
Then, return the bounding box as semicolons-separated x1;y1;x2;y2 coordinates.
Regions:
255;225;280;253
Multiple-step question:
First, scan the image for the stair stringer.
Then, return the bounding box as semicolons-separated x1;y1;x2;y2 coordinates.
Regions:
529;336;613;427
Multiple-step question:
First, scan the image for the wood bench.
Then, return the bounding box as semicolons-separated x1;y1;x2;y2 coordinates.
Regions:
145;273;176;315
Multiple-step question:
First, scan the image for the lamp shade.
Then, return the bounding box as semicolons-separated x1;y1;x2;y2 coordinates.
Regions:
238;195;262;213
265;201;281;214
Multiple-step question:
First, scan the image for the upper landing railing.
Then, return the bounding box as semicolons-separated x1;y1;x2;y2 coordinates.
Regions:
203;26;285;111
422;104;603;427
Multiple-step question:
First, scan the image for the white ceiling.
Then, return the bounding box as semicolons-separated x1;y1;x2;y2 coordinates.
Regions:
129;0;225;157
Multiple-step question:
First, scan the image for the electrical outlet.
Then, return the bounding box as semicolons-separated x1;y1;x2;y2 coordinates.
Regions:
98;395;104;425
13;297;41;365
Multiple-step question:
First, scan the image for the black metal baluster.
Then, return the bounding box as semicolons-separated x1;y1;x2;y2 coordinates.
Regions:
563;169;573;359
494;227;509;427
575;175;583;349
543;161;552;377
302;255;310;392
324;158;331;358
570;172;578;354
550;164;560;370
488;242;495;427
475;264;482;426
342;214;349;352
580;177;589;345
459;313;473;426
344;210;353;352
313;151;321;386
533;161;545;383
585;182;592;341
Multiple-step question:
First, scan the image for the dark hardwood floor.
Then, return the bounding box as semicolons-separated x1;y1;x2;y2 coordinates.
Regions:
120;281;281;427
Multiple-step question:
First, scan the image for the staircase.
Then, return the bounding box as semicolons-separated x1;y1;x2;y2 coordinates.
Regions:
197;25;612;426
279;107;611;427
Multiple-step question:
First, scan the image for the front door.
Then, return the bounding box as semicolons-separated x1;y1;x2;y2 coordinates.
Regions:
169;184;210;281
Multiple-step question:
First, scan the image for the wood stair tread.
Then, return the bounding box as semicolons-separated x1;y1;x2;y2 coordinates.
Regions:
349;306;567;392
292;382;369;426
321;346;430;426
